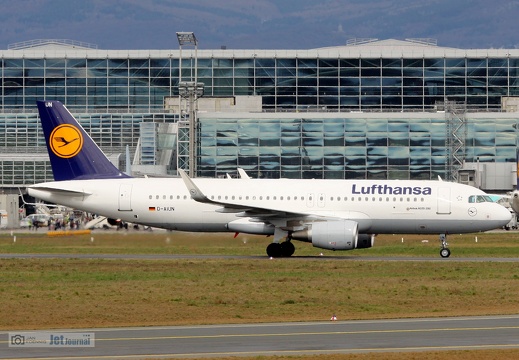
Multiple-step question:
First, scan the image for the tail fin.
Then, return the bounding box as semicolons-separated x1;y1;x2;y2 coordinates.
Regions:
37;100;130;181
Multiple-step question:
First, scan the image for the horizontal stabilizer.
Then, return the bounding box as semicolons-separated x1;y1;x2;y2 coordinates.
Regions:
29;185;92;196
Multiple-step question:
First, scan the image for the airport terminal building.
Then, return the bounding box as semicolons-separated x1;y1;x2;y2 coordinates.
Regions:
1;38;519;192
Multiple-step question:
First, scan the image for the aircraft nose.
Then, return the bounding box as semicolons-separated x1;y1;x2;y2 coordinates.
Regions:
496;204;512;224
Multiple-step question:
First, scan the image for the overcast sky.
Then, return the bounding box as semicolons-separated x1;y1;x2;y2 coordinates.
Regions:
1;0;518;50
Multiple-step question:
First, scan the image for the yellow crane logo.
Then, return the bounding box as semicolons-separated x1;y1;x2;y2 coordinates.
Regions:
49;124;83;158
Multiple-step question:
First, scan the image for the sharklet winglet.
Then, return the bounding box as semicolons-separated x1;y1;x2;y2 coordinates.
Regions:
178;169;213;203
237;168;250;179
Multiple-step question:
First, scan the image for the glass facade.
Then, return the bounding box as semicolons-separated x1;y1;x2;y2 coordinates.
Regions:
0;39;519;188
198;114;518;180
0;112;177;187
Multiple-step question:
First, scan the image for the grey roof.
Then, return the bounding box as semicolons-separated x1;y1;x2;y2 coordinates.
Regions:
2;38;518;59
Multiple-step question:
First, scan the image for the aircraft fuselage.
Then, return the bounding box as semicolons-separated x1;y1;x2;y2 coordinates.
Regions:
29;177;509;235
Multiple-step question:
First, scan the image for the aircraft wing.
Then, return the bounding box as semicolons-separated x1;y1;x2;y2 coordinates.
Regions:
178;169;293;219
178;170;370;228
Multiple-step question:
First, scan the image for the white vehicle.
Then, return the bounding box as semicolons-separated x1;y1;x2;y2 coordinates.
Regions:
20;213;50;228
28;101;511;257
0;210;7;229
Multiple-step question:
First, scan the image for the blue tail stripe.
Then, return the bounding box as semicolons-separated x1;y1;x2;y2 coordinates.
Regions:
37;100;131;181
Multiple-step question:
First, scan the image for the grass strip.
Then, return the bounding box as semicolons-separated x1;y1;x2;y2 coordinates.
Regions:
2;231;519;257
1;257;519;330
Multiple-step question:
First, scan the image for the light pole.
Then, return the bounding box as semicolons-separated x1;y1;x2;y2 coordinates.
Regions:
176;32;203;177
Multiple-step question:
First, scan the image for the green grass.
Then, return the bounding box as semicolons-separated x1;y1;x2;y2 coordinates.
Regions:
1;257;519;330
2;230;519;257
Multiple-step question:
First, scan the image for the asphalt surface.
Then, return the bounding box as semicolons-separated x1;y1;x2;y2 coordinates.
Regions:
1;315;519;359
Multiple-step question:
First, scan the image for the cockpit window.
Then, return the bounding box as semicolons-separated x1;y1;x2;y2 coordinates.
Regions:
468;195;493;203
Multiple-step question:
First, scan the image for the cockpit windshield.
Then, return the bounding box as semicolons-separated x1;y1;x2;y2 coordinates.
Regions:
468;195;494;203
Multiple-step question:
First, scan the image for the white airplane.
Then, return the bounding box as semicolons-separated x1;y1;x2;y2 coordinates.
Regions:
28;100;511;258
510;156;519;215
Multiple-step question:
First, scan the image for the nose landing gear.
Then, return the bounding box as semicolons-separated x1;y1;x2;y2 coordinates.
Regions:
439;234;451;258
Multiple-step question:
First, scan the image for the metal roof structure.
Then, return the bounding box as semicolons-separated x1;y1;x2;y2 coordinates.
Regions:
2;38;517;59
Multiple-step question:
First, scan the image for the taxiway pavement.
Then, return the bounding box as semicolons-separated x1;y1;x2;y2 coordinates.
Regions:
2;315;519;359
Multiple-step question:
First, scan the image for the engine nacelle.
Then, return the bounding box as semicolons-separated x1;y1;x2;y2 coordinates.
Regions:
356;234;375;249
226;218;275;235
512;190;519;214
292;220;359;250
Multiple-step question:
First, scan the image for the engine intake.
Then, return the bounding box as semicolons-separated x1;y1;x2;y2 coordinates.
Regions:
356;234;375;249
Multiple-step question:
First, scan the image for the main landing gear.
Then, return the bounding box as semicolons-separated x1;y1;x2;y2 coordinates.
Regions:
439;233;451;258
266;241;295;258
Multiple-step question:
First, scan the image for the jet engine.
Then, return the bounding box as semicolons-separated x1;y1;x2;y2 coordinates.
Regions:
107;218;127;229
291;220;359;250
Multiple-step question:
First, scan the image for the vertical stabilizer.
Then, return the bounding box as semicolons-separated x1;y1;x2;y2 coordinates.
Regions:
36;100;130;181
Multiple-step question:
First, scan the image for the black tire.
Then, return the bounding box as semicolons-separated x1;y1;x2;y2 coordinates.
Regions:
440;248;451;258
266;243;282;258
280;242;295;257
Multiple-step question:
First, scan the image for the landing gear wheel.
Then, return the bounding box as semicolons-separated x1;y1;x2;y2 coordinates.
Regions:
440;248;451;258
280;241;295;257
439;233;450;258
266;243;282;258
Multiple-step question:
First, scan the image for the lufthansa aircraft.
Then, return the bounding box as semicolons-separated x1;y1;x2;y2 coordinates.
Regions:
28;101;511;258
